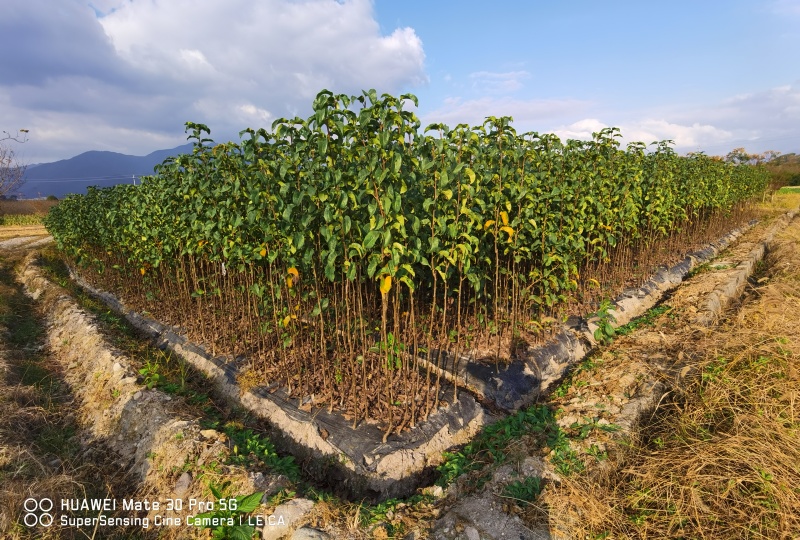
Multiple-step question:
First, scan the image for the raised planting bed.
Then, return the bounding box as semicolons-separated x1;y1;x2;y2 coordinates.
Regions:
60;213;797;500
412;220;761;412
69;270;495;500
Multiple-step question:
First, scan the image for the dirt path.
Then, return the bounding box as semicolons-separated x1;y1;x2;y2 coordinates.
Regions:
2;240;346;539
538;209;800;538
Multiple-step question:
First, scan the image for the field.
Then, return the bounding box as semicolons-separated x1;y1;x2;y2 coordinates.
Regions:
0;199;58;226
45;91;769;441
2;193;797;539
2;90;798;539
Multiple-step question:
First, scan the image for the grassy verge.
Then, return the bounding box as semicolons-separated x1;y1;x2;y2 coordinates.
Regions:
0;200;57;227
0;251;148;539
0;214;46;226
543;212;800;539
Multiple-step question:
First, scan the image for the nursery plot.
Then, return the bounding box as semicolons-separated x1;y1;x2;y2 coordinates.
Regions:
4;197;797;539
45;90;769;442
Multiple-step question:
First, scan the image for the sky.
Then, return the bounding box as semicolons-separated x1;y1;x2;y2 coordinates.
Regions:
2;0;799;165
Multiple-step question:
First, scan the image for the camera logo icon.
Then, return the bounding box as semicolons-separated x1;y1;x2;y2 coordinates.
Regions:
24;498;53;527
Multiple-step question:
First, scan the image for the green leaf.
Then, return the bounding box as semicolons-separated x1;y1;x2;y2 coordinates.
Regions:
324;261;335;282
367;257;379;278
209;484;224;500
229;525;256;540
363;230;380;250
236;491;264;513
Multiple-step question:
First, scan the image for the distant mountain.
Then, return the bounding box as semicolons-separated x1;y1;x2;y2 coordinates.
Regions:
19;143;194;199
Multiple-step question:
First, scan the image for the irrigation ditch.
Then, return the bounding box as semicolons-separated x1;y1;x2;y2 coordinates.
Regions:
2;201;798;539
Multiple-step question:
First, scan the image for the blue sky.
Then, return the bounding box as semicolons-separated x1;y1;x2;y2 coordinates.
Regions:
2;0;798;164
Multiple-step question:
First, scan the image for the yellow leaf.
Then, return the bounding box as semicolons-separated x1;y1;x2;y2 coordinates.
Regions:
287;267;299;279
282;315;291;327
140;267;146;276
500;226;514;238
259;248;267;257
286;276;293;289
465;167;476;183
500;211;509;226
379;275;392;295
484;220;495;230
588;278;601;288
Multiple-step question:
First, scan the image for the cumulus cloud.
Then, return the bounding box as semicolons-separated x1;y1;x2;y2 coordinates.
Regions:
0;1;123;86
551;119;610;141
552;118;737;149
663;82;800;152
97;0;426;95
0;0;427;163
447;82;800;155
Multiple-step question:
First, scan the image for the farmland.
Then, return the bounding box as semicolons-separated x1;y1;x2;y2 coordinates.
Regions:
1;89;798;538
45;90;769;437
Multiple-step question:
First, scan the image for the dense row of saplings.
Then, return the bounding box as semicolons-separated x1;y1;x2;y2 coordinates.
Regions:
45;90;769;439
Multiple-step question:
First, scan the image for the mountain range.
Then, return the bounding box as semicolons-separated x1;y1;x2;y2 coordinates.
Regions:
18;143;193;199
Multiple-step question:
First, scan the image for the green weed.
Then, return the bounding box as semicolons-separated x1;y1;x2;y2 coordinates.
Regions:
437;405;581;487
223;424;300;480
616;304;672;336
194;481;264;540
502;476;544;506
592;299;617;345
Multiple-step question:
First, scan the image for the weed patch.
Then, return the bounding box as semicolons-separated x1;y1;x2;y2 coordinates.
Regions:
437;404;582;490
615;304;672;336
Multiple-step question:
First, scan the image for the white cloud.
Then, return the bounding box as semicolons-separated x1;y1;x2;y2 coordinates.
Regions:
1;0;427;163
236;104;273;126
425;81;800;156
552;118;736;148
625;120;735;148
551;119;609;141
98;0;426;94
663;82;800;152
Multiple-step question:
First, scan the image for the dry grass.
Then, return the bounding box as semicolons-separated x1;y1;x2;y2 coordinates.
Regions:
0;253;141;539
544;220;800;539
0;200;58;216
